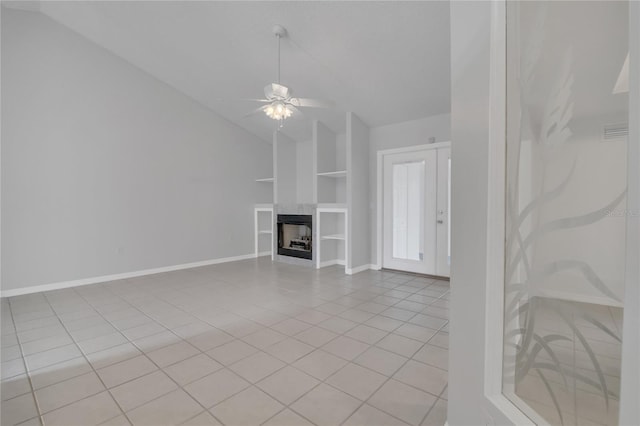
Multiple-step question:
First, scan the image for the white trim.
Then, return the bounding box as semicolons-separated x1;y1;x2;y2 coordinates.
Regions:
0;253;257;298
376;142;451;273
377;151;383;269
484;0;508;401
315;207;348;272
317;170;347;178
620;0;640;423
500;392;551;426
482;1;535;424
254;206;274;260
345;264;373;275
318;259;346;268
256;251;272;257
272;130;279;204
378;142;451;156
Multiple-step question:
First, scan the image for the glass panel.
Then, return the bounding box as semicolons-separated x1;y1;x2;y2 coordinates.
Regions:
503;2;628;425
392;161;425;260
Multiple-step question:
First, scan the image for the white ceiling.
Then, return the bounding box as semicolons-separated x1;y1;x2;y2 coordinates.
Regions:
19;1;451;142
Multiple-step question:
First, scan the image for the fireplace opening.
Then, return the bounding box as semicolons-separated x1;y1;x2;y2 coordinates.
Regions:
277;215;312;260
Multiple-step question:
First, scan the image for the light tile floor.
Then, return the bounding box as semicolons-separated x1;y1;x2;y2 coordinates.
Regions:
1;258;449;426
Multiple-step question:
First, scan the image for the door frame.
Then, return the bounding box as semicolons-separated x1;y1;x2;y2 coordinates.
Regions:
620;1;640;423
376;141;451;273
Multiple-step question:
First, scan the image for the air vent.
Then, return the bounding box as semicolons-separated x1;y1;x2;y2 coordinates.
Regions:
602;123;628;141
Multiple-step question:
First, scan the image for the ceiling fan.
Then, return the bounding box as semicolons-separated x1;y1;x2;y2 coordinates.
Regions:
239;25;334;125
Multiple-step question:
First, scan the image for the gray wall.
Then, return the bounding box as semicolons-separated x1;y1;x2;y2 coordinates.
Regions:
347;113;370;270
296;140;313;204
1;8;271;291
274;132;297;205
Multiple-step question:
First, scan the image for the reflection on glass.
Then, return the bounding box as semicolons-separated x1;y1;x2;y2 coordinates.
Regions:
503;2;628;425
448;157;452;265
392;161;425;260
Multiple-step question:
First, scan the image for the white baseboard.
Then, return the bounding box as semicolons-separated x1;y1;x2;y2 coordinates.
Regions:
256;251;272;257
1;253;257;298
317;259;346;268
370;264;382;270
345;264;375;275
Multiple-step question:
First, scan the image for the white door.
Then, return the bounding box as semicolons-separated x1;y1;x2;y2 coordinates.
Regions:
383;150;437;274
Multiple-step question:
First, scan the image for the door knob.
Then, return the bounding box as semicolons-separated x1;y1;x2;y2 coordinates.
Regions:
437;220;444;224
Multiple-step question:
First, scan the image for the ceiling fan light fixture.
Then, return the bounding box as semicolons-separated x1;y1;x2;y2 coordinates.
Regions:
265;101;292;120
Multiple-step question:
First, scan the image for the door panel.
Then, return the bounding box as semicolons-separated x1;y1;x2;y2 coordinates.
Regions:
383;150;437;274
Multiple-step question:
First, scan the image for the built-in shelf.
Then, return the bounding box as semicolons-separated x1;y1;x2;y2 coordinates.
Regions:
255;206;274;260
321;234;345;241
316;207;348;271
317;170;347;178
256;177;275;182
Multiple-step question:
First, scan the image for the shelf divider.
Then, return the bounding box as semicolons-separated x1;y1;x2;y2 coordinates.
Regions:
321;234;345;240
317;170;347;178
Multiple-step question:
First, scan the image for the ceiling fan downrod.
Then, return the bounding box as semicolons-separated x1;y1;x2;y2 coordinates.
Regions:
272;25;287;85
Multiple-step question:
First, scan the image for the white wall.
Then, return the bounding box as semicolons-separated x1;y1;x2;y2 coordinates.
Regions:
368;113;451;264
296;140;313;204
448;1;512;425
274;132;297;205
347;113;370;270
1;8;271;292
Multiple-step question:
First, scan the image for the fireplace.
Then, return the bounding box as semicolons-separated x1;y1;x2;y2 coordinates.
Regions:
277;214;312;260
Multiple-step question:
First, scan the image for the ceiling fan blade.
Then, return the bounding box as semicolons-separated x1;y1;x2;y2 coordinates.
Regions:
242;105;269;118
288;105;304;118
289;97;334;108
215;98;271;103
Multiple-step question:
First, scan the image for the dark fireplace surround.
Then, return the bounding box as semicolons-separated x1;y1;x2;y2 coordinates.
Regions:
277;214;312;260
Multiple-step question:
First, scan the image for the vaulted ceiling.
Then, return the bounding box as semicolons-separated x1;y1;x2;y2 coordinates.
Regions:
13;1;452;142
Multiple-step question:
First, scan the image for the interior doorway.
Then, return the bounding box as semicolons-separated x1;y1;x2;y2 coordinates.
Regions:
378;143;451;277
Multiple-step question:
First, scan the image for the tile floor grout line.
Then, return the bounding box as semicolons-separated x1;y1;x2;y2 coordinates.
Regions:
250;302;450;425
67;284;234;426
335;321;450;426
75;275;378;425
418;384;449;426
6;297;44;426
147;271;446;425
172;272;448;423
4;265;450;426
39;289;138;426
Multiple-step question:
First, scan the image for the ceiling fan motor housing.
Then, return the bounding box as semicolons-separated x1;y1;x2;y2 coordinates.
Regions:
272;25;287;38
264;83;291;101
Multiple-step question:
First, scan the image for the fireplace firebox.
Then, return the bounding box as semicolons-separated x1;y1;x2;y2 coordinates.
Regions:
277;215;312;260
